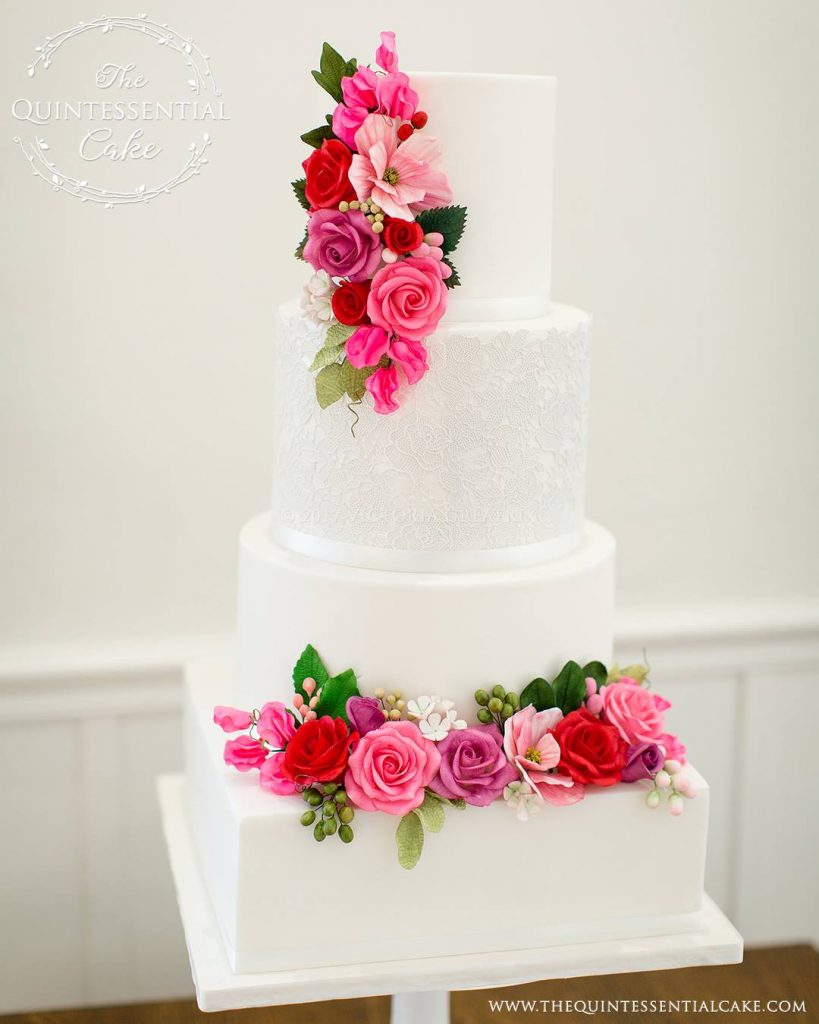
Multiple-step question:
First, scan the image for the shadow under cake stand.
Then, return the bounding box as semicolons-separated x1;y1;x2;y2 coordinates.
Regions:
157;775;742;1022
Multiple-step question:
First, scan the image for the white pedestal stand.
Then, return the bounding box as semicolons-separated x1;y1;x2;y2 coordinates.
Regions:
158;775;742;1019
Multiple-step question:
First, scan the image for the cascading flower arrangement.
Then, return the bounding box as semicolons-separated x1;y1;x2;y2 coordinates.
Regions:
215;646;696;870
292;32;467;418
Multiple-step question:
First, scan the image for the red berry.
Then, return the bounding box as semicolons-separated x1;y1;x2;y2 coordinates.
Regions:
397;123;414;142
410;110;428;130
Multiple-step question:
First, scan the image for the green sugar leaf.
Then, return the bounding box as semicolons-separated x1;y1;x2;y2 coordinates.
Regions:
308;341;346;373
396;811;424;870
291;178;309;211
415;792;446;834
315;362;346;408
294;228;308;261
442;256;460;289
341;359;375;402
415;206;468;254
326;322;356;349
292;644;330;699
300;124;334;149
314;668;360;722
520;676;557;712
581;661;608;691
311;43;356;103
552;661;586;715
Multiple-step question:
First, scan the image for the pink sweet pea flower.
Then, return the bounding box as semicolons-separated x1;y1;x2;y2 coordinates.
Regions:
345;325;391;368
342;65;378;109
350;114;453;221
256;701;296;748
331;103;368;151
503;705;584;806
659;732;687;764
223;735;267;772
365;365;400;414
376;71;418;121
213;705;252;732
259;752;297;795
375;30;399;73
390;338;429;384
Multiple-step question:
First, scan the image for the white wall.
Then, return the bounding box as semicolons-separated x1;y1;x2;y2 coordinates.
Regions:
1;0;818;1013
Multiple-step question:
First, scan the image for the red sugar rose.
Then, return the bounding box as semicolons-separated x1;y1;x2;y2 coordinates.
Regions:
331;280;371;326
282;717;357;787
382;218;424;255
302;139;356;210
553;708;626;787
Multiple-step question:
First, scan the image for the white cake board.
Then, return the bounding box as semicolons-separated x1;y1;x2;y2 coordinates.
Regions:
158;774;742;1017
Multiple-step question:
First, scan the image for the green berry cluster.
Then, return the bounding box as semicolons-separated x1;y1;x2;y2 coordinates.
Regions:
300;783;355;844
474;684;520;729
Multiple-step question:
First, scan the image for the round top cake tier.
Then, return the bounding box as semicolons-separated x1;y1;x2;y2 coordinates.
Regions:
408;72;556;321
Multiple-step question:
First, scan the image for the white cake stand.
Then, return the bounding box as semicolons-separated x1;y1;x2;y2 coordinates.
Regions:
158;775;742;1022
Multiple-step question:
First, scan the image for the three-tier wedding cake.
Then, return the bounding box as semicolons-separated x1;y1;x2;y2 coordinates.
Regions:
184;32;709;976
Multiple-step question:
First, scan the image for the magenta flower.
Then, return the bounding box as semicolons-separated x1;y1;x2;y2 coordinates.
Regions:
331;103;368;151
375;30;399;73
349;114;452;220
390;338;429;384
621;742;664;783
365;365;400;414
213;705;251;732
346;695;385;736
303;208;382;282
342;65;378;109
258;752;297;795
223;735;267;772
376;71;418;121
345;324;391;368
430;725;517;807
256;701;296;748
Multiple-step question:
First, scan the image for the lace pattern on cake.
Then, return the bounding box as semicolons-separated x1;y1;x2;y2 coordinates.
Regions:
272;304;590;554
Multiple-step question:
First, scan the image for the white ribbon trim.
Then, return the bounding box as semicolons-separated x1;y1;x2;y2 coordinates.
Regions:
272;524;583;574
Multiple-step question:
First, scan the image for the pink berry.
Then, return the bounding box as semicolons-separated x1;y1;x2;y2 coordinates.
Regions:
586;693;603;715
303;677;316;697
423;231;444;247
428;246;444;261
292;694;304;709
585;676;597;699
439;262;453;279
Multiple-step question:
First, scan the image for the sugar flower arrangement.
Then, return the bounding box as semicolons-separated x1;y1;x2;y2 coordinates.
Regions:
292;32;467;418
215;646;695;869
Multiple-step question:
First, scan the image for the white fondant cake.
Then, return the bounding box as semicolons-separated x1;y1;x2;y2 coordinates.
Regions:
238;514;614;711
180;44;713;984
272;301;591;570
187;661;709;974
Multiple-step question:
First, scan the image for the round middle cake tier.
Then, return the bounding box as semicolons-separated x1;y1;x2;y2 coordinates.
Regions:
272;301;591;573
237;513;615;712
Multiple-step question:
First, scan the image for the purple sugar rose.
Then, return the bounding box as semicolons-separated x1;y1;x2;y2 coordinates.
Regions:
346;695;385;737
303;209;382;283
429;725;517;807
621;742;664;783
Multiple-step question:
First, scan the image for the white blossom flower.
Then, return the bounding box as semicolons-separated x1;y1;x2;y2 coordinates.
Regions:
300;270;336;324
504;780;541;821
407;695;467;741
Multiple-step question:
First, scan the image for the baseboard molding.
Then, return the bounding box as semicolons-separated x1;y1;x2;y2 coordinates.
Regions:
1;604;817;720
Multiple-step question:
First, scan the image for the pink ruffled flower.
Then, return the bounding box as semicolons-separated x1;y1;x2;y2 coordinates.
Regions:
503;705;584;806
659;732;687;764
376;71;418;121
375;30;399;73
349;114;452;221
223;735;267;773
390;338;429;384
331;103;368;151
341;65;378;109
303;208;382;282
256;701;296;749
602;681;665;745
345;720;440;815
365;365;400;414
367;256;448;342
345;325;391;368
213;706;252;733
258;752;297;795
619;675;672;713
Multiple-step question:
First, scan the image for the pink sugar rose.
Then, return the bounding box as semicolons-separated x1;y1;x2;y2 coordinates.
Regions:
376;71;418;121
367;256;448;342
331;103;369;151
365;365;400;414
350;114;452;221
345;325;391;368
223;735;267;772
375;30;399;73
503;705;584;805
303;208;382;283
258;752;297;795
256;701;296;749
602;681;665;746
342;65;378;110
213;705;251;733
345;720;440;815
390;338;429;384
